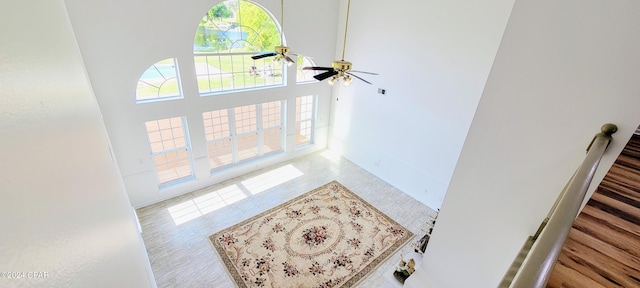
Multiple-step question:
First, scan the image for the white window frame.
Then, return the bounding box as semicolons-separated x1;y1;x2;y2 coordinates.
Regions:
204;101;284;173
193;0;286;96
136;58;183;104
259;100;285;157
145;116;195;189
295;95;316;146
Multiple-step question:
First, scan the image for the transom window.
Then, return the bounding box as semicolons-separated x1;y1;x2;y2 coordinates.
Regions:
194;0;284;94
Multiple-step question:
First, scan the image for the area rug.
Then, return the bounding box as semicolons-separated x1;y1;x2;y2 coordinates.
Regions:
209;181;414;288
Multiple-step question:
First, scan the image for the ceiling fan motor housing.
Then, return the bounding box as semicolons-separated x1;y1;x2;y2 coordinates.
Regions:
275;45;290;54
332;60;352;73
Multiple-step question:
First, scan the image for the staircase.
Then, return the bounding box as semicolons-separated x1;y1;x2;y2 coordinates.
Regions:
547;132;640;287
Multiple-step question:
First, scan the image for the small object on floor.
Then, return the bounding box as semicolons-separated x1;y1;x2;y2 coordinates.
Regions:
415;233;430;253
395;255;416;284
393;270;409;284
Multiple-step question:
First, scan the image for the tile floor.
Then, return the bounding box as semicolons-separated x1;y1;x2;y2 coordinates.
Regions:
137;150;436;287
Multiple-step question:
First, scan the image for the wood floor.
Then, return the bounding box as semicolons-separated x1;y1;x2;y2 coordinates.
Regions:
548;133;640;288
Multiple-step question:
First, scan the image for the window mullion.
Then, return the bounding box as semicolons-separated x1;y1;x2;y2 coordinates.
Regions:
182;118;195;175
228;108;239;164
281;100;286;150
311;96;317;143
257;103;264;156
206;55;212;92
217;54;224;92
230;54;236;90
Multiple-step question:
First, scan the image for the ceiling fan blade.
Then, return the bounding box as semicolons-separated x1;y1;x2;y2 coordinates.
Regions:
349;70;379;75
345;72;372;84
303;66;333;71
285;55;295;63
251;52;278;60
314;70;339;81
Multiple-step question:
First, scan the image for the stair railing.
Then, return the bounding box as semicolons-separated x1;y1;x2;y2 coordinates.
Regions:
502;123;618;288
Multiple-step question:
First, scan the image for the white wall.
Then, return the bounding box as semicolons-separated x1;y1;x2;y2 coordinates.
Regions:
407;0;640;286
0;1;155;287
63;0;340;207
329;0;516;210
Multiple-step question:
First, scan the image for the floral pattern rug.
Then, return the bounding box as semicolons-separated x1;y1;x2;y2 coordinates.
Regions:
210;181;414;288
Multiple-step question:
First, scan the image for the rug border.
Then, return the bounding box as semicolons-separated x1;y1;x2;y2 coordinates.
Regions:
334;182;416;287
208;235;242;288
209;180;415;288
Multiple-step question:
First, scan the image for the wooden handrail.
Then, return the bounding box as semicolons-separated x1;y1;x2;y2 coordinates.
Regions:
506;123;617;288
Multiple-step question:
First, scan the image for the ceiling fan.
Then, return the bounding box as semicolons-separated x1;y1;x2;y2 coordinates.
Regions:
251;0;295;66
303;0;378;86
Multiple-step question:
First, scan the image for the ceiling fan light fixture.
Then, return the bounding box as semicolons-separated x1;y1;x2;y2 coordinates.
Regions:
343;75;353;86
328;75;340;86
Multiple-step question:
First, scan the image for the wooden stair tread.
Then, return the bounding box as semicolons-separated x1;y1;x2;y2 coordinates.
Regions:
547;133;640;287
548;261;607;288
561;232;640;287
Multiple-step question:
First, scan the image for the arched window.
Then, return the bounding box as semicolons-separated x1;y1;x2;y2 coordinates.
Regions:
131;1;319;191
136;58;182;103
296;55;318;83
194;0;284;94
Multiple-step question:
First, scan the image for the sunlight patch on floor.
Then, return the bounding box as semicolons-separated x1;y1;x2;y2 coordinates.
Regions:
168;184;246;225
168;165;304;225
241;164;304;195
194;184;246;214
167;200;201;225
